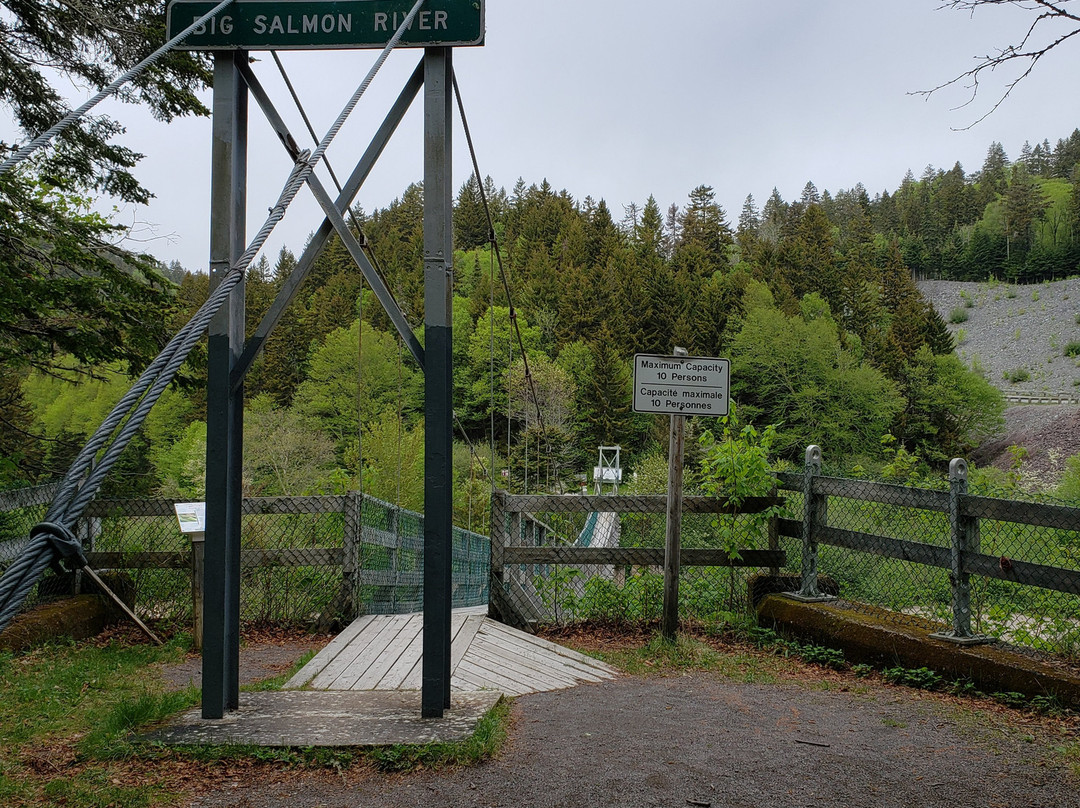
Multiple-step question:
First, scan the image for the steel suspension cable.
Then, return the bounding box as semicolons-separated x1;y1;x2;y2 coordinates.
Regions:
0;155;312;635
0;4;430;634
451;70;564;493
270;46;496;489
0;0;237;176
270;50;405;331
271;51;365;239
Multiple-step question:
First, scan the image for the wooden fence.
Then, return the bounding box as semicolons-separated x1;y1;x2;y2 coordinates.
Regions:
489;491;786;630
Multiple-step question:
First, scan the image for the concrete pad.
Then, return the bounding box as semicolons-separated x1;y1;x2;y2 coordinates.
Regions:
142;690;503;747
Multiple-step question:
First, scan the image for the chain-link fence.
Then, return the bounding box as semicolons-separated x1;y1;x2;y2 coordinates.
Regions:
8;462;1079;667
493;452;1080;667
490;491;785;628
776;451;1080;665
0;489;490;630
0;483;61;610
774;472;955;631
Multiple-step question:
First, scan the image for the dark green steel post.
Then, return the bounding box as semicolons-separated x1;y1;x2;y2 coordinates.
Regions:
422;47;454;719
203;50;247;719
789;445;835;603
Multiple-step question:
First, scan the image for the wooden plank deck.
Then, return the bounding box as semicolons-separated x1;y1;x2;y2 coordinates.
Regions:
286;608;616;696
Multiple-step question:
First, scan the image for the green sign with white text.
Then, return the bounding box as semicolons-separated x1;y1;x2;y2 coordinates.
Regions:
166;0;484;50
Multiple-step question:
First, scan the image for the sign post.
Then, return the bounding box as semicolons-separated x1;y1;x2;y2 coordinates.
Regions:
662;348;688;640
634;352;730;639
174;503;207;651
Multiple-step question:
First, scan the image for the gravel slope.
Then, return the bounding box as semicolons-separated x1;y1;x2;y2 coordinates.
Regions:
919;278;1080;396
920;279;1080;483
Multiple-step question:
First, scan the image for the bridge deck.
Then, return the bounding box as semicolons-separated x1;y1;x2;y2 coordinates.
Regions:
285;607;616;696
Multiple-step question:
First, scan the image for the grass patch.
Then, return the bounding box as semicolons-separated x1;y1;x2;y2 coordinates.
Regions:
588;625;788;685
948;307;969;324
1057;740;1080;777
367;698;511;772
0;633;192;807
1064;341;1080;358
599;633;727;676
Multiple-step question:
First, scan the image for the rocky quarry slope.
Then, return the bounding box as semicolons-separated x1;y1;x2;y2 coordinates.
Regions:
919;278;1080;486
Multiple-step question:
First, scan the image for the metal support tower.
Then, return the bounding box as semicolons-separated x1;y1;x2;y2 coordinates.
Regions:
203;50;248;719
593;446;623;495
422;47;454;719
196;41;460;723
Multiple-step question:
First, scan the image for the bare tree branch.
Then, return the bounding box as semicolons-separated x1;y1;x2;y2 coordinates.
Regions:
916;1;1080;128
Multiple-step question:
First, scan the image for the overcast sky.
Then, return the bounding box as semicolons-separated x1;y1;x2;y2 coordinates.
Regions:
94;0;1080;271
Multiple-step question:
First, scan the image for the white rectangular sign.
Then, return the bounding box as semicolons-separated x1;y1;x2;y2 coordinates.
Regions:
633;354;730;416
174;502;207;534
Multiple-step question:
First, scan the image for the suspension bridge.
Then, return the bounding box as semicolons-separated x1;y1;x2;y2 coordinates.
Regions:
0;0;597;738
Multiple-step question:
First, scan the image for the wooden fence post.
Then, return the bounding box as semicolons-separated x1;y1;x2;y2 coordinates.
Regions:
191;532;205;651
389;504;400;614
341;492;361;621
488;489;507;620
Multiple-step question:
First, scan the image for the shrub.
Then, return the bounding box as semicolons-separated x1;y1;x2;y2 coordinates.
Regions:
948;307;969;324
883;666;944;690
1003;367;1031;383
1064;341;1080;358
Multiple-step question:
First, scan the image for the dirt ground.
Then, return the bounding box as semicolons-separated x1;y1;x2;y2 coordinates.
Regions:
158;626;330;692
973;404;1080;486
171;631;1080;808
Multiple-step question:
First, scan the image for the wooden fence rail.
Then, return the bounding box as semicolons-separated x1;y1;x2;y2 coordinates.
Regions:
777;459;1080;641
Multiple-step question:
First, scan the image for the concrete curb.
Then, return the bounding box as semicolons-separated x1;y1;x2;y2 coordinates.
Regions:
757;593;1080;707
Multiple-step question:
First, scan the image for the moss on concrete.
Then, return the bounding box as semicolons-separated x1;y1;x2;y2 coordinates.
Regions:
758;593;1080;707
0;595;108;653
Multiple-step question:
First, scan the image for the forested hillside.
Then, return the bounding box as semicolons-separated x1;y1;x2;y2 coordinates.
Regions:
12;129;1080;508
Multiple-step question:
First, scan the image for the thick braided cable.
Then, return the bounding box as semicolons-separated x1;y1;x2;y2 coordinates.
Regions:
0;154;311;632
52;0;426;504
307;0;425;171
0;2;425;633
62;153;315;523
0;0;236;176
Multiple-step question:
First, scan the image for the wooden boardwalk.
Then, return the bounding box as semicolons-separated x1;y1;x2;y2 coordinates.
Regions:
286;608;616;697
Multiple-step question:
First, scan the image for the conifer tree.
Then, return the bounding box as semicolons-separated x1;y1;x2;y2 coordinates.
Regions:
454;175;490;250
676;184;733;274
634;195;666;260
581;329;635;448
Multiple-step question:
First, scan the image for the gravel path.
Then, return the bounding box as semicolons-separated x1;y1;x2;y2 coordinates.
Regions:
919;278;1080;395
185;672;1079;808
